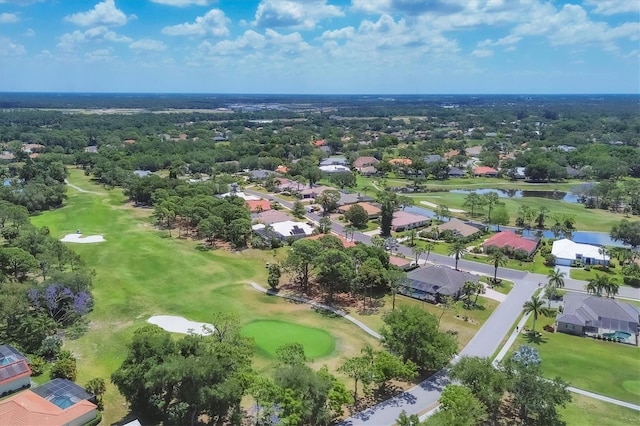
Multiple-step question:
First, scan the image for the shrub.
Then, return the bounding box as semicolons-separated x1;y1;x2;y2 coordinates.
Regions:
544;254;556;267
51;355;77;381
29;356;46;376
38;335;62;359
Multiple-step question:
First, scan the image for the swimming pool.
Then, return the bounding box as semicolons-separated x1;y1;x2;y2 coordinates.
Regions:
602;331;632;340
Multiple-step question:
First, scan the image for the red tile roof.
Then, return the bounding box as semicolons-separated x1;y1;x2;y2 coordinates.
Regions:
313;139;326;146
389;158;412;166
473;166;498;175
275;165;289;173
306;233;356;248
246;199;272;213
484;231;538;254
0;390;97;426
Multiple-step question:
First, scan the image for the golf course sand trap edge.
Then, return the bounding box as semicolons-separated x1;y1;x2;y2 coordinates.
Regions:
147;315;215;335
60;233;106;243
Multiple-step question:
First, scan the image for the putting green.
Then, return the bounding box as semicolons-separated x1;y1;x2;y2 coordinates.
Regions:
241;320;336;360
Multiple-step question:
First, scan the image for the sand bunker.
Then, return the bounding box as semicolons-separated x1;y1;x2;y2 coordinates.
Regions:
147;315;214;335
60;233;106;243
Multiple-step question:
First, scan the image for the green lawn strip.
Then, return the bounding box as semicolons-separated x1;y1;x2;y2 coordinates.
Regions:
570;265;625;284
241;320;336;360
32;171;380;424
463;251;550;275
508;315;640;405
479;276;514;295
559;394;640;426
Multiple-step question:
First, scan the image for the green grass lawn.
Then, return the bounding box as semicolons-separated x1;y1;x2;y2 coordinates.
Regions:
464;251;551;275
559;394;640;425
30;168;380;424
570;265;625;284
241;320;336;360
509;315;640;405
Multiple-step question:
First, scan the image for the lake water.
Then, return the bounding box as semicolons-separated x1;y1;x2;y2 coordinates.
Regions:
449;188;580;203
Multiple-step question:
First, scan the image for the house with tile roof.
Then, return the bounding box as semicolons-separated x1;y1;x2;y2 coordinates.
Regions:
429;218;482;239
557;293;639;345
338;202;381;219
0;345;31;397
473;166;498;177
400;265;479;303
0;379;98;426
389;158;412;166
391;211;430;232
483;231;540;258
246;199;272;213
353;156;379;171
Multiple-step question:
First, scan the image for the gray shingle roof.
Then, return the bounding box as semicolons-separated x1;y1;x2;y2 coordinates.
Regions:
405;265;478;296
558;293;640;331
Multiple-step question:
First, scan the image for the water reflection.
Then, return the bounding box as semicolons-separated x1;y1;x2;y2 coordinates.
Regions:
449;188;579;203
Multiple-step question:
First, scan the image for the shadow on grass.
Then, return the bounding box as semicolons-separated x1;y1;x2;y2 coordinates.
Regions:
524;332;548;345
195;243;214;252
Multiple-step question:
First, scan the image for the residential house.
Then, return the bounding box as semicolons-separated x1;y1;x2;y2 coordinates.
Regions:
0;345;31;396
219;191;261;201
299;185;334;199
556;293;639;345
400;265;479;303
319;165;351;173
132;170;152;178
248;169;275;181
0;152;15;161
466;146;483;156
252;209;292;225
447;167;465;178
0;379;98;426
391;211;430;232
483;231;540;258
252;221;314;242
305;233;356;248
389;158;412;167
353;156;379;171
429;218;481;239
424;154;442;164
389;255;413;270
84;146;98;153
246;199;272;213
552;238;609;266
359;166;378;176
313;139;326;147
444;149;460;159
319;156;348;167
338;202;381;219
513;167;527;180
473;166;498;177
275;165;289;174
21;143;45;153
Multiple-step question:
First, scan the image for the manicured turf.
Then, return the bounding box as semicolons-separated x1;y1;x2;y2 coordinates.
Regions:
30;168;380;424
511;315;640;405
241;320;336;359
559;394;640;426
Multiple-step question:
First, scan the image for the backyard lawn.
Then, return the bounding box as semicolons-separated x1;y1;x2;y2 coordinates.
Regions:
30;168;380;424
510;314;640;405
559;394;640;425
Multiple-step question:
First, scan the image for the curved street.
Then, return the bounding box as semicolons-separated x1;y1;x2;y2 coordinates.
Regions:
245;189;640;425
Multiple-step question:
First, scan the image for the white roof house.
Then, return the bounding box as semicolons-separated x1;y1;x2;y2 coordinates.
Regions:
552;238;609;266
252;221;314;240
319;165;351;173
219;191;261;201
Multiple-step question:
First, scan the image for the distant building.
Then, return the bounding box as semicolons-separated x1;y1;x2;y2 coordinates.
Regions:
447;167;465;178
353;156;379;171
428;218;481;239
473;166;498;177
424;154;442;164
132;170;152;178
246;199;272;213
319;165;351;173
338;202;381;219
389;158;412;166
252;221;314;242
248;169;275;181
319;156;348;167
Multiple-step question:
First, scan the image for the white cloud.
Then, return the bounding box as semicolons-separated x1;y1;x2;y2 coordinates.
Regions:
0;37;25;56
151;0;215;6
254;0;343;30
0;0;43;4
585;0;640;16
25;28;35;37
64;0;128;27
350;0;390;14
0;13;19;23
130;38;167;52
198;28;310;59
162;8;229;37
57;26;132;51
321;26;355;40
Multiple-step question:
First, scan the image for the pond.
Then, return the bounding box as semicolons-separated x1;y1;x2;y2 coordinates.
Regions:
449;188;580;203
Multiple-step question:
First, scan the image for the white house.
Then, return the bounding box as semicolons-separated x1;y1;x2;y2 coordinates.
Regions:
252;221;314;241
319;165;351;173
552;238;610;266
219;191;261;201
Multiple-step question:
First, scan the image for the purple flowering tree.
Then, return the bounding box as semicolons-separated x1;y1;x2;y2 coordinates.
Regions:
27;284;92;326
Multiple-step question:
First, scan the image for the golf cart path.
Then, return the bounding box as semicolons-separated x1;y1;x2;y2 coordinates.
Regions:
64;178;104;195
249;282;381;340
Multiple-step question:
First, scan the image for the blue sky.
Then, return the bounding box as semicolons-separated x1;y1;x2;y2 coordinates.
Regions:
0;0;638;93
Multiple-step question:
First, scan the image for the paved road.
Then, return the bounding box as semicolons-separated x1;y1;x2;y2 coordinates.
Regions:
246;189;640;424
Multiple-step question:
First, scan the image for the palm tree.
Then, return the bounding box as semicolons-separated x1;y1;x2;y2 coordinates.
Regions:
598;247;609;268
522;295;552;334
412;246;426;265
584;279;600;296
605;280;620;298
488;250;508;284
424;241;435;263
547;268;566;289
462;280;477;306
361;184;371;197
448;239;468;271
